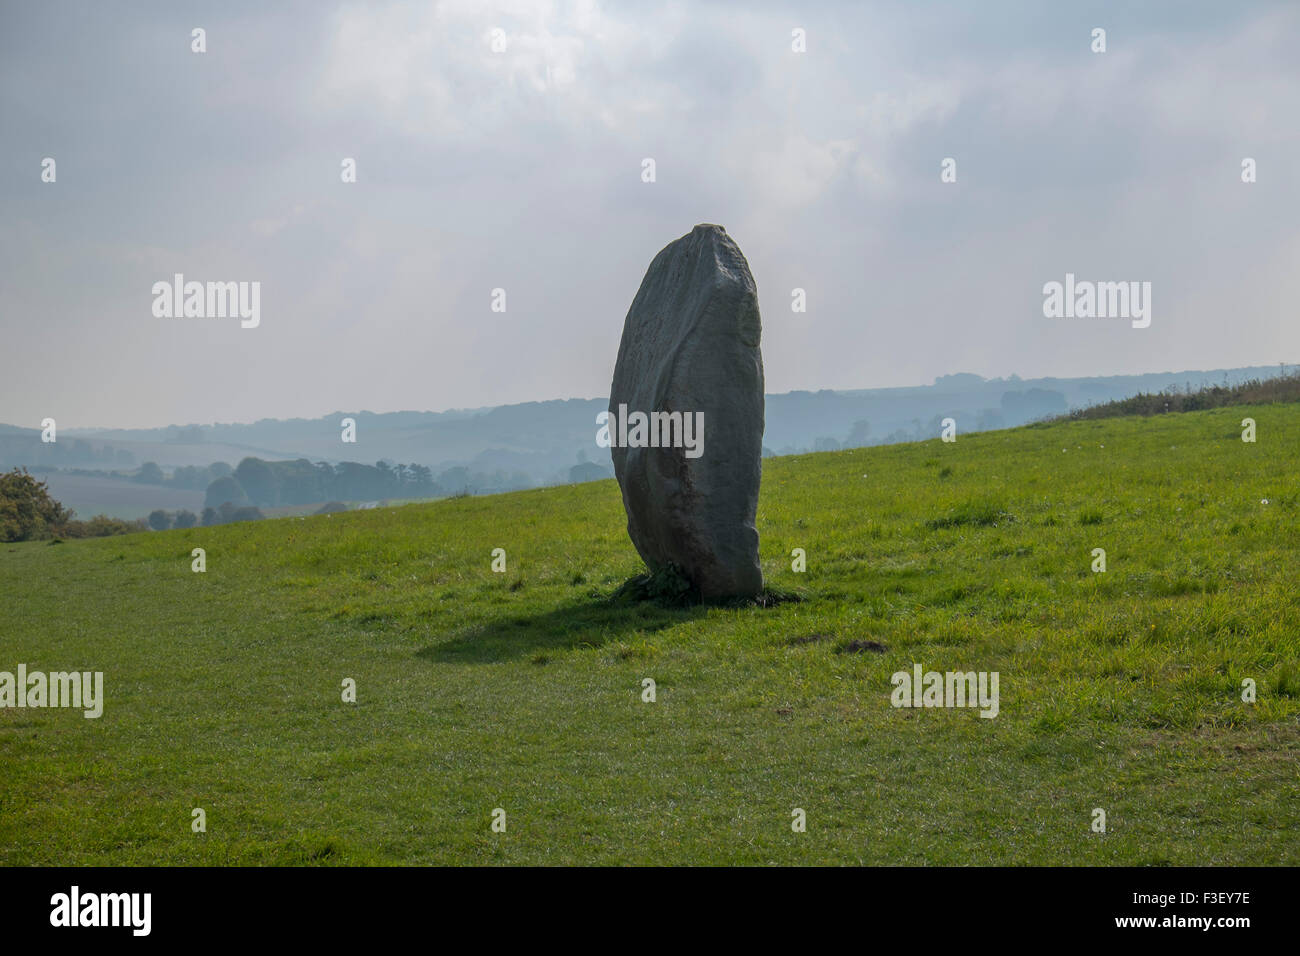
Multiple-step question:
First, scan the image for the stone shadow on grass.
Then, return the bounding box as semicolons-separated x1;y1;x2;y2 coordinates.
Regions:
416;574;802;665
415;592;705;664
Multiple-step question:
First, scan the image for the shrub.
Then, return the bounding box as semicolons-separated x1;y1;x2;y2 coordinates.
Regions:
0;468;73;541
54;515;145;538
1059;371;1300;422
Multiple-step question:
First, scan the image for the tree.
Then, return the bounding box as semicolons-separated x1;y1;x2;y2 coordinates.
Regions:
334;461;378;499
173;509;198;529
204;475;248;509
314;461;336;499
135;461;165;484
438;466;471;495
0;468;73;541
147;509;172;531
407;464;435;495
271;458;323;505
234;457;278;507
169;465;204;489
200;507;218;526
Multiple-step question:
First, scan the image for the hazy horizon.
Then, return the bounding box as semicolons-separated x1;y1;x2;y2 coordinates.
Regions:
4;0;1299;430
17;360;1292;434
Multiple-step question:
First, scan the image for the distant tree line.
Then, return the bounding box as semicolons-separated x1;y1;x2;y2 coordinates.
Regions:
148;508;198;530
202;458;438;510
134;461;232;488
0;436;136;469
147;505;263;529
24;460;233;488
202;457;535;512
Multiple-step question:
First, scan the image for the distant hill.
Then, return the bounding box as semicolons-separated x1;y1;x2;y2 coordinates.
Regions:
1;365;1291;490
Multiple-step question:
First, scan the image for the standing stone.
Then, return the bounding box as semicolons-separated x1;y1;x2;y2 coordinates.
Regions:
608;224;764;600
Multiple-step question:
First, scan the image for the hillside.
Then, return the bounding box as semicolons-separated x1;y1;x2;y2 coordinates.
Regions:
1;403;1297;865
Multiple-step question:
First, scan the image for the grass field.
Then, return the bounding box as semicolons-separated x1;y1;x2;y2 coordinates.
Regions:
1;403;1297;865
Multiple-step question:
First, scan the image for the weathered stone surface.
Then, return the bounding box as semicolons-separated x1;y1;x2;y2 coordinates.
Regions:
608;224;764;600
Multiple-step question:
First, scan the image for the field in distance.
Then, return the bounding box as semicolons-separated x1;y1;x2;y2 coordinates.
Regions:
1;403;1297;865
36;472;206;521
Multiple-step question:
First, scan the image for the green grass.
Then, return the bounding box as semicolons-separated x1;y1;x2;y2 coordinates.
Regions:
1;403;1297;865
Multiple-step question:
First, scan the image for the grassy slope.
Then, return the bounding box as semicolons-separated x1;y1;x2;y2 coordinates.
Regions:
1;404;1297;866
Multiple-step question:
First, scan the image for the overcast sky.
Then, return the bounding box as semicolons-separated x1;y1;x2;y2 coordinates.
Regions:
2;0;1298;429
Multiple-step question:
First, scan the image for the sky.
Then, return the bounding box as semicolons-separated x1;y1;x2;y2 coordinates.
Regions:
2;0;1298;429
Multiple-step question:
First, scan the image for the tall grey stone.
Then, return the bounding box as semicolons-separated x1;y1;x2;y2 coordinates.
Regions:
608;224;764;600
